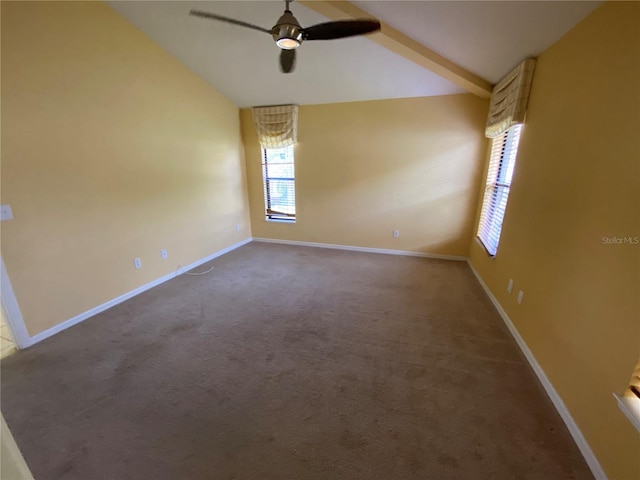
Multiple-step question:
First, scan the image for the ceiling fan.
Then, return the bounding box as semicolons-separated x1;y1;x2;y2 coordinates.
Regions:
189;0;381;73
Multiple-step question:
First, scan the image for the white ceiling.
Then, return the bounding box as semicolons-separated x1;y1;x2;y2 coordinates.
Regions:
107;1;601;107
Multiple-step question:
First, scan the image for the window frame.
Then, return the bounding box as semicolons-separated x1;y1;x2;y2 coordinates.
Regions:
477;124;523;256
615;359;640;433
261;145;296;223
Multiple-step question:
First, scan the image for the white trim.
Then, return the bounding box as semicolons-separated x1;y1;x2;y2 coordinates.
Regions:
1;414;35;479
265;219;296;224
614;393;640;434
466;260;608;480
0;257;31;349
2;234;611;480
22;238;251;348
252;237;467;261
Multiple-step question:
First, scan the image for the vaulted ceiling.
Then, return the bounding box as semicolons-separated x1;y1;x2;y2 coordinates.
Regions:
108;1;601;107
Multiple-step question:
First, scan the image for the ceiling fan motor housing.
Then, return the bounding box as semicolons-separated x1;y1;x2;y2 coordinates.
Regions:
272;10;303;49
189;2;382;73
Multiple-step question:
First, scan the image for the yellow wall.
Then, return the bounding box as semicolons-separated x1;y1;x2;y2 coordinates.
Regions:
4;1;636;476
469;2;640;479
0;1;250;336
241;95;489;257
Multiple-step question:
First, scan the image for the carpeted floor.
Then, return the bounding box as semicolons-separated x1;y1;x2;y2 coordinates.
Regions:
1;242;592;480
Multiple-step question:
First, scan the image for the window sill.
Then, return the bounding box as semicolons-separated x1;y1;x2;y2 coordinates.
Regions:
614;393;640;433
474;236;496;258
266;219;295;224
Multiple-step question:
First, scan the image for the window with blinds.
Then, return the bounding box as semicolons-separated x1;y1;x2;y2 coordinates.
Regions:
616;359;640;433
477;124;523;256
262;145;295;222
627;360;640;401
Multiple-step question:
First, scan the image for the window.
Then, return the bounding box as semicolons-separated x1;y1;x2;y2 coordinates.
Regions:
615;359;640;433
477;124;523;256
262;145;295;222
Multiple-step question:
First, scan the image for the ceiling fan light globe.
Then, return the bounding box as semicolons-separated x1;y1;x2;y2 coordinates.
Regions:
272;22;303;49
277;38;300;49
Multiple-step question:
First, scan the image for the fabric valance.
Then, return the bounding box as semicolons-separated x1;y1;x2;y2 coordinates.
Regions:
485;58;536;138
252;104;298;148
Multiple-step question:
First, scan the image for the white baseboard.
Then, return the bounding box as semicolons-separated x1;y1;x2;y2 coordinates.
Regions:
9;235;607;480
466;260;607;480
252;237;467;261
1;257;32;349
24;238;252;348
613;393;640;434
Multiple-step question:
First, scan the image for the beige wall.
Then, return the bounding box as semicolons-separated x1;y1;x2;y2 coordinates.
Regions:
0;1;250;336
241;95;489;257
469;2;640;479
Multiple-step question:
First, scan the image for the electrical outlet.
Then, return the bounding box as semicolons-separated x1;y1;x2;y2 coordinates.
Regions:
517;290;524;304
134;258;142;269
507;279;514;293
393;230;399;238
161;249;168;259
0;205;13;221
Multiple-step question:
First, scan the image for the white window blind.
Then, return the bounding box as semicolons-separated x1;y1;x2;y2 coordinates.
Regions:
262;145;295;222
477;125;522;255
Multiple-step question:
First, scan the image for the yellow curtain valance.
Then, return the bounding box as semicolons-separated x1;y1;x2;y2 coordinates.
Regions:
252;104;298;149
485;58;536;138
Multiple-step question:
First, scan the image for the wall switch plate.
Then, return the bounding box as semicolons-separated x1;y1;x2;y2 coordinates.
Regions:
134;258;142;269
161;249;168;259
507;279;514;293
236;224;241;232
517;290;524;304
393;230;399;238
0;205;13;221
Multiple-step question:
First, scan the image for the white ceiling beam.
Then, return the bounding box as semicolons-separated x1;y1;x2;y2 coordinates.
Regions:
299;0;493;98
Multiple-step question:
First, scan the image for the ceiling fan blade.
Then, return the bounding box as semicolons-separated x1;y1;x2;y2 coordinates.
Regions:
303;19;380;41
280;49;296;74
189;10;272;35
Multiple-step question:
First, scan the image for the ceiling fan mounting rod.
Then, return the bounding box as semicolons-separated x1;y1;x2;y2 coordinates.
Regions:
273;1;303;50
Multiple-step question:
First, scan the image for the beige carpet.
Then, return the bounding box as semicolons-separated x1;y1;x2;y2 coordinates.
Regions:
1;242;592;480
